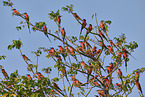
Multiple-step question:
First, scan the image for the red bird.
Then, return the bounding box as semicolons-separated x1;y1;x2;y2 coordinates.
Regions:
110;63;113;70
80;41;85;49
96;49;101;54
88;24;92;32
22;54;32;62
61;28;66;42
53;83;62;92
135;72;139;81
116;83;122;88
51;47;55;54
135;81;143;94
70;47;75;54
123;52;128;71
13;9;20;15
27;74;32;80
81;61;87;69
80;19;87;36
97;90;105;97
37;72;44;80
57;16;61;25
98;30;107;40
107;66;112;74
84;41;92;49
87;63;93;82
92;46;97;54
59;46;64;53
118;69;123;82
108;46;114;54
24;13;31;33
43;25;51;42
73;13;82;21
100;21;104;30
1;69;9;79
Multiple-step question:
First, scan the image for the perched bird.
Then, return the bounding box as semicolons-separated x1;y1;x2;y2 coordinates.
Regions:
118;69;123;82
84;24;92;40
135;81;143;94
87;63;93;83
116;83;122;88
43;25;51;42
135;72;139;81
1;69;9;79
51;47;56;54
37;72;44;80
80;19;87;36
61;28;66;42
24;13;31;33
22;54;32;62
108;46;114;54
81;61;88;70
53;83;62;91
100;21;104;30
73;79;83;87
73;13;82;21
96;49;101;54
84;41;92;49
107;66;112;74
27;74;32;80
70;75;76;81
80;41;86;49
110;63;114;70
59;46;65;53
98;30;107;41
12;9;20;16
123;52;128;72
92;46;97;54
97;90;105;97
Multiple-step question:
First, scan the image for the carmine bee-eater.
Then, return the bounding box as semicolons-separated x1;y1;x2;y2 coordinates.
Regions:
100;21;104;30
93;81;100;86
108;46;114;54
24;13;31;33
116;83;122;88
123;52;128;72
105;78;110;88
87;63;93;83
70;47;74;55
107;66;112;74
22;54;32;62
58;46;66;61
70;75;76;81
84;41;92;50
61;28;66;42
57;16;61;24
51;47;55;54
48;49;54;56
59;46;64;53
84;24;92;41
64;46;70;53
43;25;51;42
118;69;123;82
80;41;85;49
98;30;106;39
80;19;87;36
99;41;107;49
92;46;97;54
60;66;71;85
73;79;83;87
96;49;101;54
53;83;62;91
81;61;88;70
12;9;20;16
1;69;9;80
97;90;105;97
110;63;113;70
37;72;44;80
27;74;32;80
135;81;143;94
73;13;82;21
135;72;139;81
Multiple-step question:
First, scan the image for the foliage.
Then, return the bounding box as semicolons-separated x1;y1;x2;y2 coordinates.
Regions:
1;0;144;97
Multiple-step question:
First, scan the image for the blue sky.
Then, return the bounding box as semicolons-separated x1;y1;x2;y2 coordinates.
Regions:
0;0;145;96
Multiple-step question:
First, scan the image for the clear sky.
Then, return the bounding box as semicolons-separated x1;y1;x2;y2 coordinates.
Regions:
0;0;145;96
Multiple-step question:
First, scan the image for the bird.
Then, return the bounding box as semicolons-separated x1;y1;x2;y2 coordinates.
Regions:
22;54;32;62
123;52;128;72
53;83;62;91
27;74;32;80
87;63;93;83
43;25;51;42
135;72;139;81
118;69;123;82
12;9;20;16
80;41;86;49
73;13;82;21
37;72;44;80
61;28;66;42
108;46;114;55
1;69;9;80
80;19;87;36
135;81;143;94
24;13;31;33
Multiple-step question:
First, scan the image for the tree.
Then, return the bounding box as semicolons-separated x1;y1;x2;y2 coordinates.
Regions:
0;0;144;97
